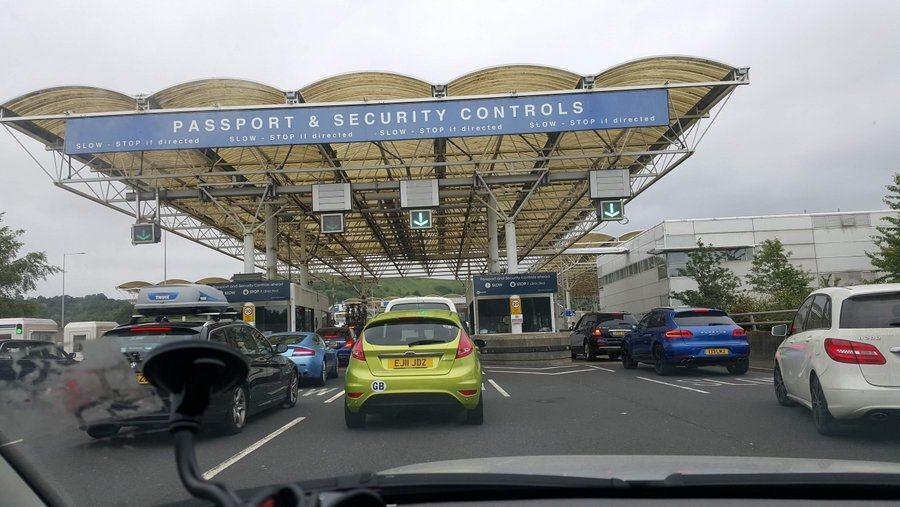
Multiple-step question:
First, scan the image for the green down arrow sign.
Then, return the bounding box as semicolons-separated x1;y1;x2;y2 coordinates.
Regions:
409;209;433;230
598;199;624;221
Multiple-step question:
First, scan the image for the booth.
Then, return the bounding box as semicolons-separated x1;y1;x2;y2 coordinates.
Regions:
213;276;330;334
470;272;558;334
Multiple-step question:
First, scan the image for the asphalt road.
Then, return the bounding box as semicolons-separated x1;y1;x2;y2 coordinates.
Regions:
6;359;900;506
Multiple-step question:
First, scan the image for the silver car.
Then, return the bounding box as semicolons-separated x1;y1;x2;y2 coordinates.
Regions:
772;284;900;435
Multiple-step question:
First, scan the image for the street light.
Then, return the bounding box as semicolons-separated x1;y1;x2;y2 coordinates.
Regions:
61;252;86;329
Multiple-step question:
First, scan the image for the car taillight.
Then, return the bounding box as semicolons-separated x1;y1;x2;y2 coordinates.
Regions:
344;339;354;348
824;338;886;365
458;389;477;396
351;338;366;361
732;327;748;337
592;328;602;336
291;347;315;356
132;326;171;332
347;392;363;399
456;331;474;359
664;329;694;339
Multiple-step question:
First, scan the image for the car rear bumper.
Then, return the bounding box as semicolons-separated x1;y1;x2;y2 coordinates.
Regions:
288;356;322;378
664;341;750;365
344;358;481;413
818;368;900;419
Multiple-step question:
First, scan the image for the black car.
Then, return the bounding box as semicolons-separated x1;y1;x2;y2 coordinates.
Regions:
0;339;75;382
570;312;638;360
81;320;299;439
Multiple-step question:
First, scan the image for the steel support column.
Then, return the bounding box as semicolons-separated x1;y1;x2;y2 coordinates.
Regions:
243;232;255;274
487;195;499;273
265;205;278;279
299;222;309;287
505;220;518;275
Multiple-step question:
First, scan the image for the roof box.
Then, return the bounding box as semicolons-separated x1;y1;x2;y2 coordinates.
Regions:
134;284;229;315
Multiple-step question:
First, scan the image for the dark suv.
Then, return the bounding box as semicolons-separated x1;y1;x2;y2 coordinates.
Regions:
570;312;638;360
77;319;299;439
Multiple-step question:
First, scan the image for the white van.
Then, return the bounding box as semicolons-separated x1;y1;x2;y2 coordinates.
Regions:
63;321;119;358
0;318;60;343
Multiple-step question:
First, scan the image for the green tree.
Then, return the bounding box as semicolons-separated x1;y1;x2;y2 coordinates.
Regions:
867;173;900;282
747;238;813;308
0;213;59;317
670;240;743;310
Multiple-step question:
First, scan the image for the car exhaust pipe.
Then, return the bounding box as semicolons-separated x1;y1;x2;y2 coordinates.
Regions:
869;412;889;421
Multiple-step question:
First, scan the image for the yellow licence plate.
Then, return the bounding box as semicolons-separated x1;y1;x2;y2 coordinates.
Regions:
385;357;434;369
611;330;627;337
136;373;149;385
705;348;729;355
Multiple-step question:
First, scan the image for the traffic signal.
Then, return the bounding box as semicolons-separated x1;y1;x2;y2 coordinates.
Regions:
15;323;23;335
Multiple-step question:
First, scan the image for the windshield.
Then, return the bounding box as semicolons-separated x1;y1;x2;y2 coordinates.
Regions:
363;319;461;346
2;1;900;505
389;302;453;312
840;293;900;328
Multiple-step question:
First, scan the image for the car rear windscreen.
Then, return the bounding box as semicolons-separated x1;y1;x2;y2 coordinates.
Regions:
317;327;349;339
363;318;460;346
674;311;735;326
595;313;637;326
389;302;453;312
104;328;199;354
840;293;900;328
268;333;314;346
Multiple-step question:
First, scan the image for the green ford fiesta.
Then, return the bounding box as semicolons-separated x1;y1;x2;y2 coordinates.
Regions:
344;309;484;428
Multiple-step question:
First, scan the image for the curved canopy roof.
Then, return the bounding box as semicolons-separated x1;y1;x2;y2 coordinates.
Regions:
2;57;747;282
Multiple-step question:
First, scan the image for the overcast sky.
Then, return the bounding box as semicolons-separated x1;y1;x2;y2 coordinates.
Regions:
1;0;898;298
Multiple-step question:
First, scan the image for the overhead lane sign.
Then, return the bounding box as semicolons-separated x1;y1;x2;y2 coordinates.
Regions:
64;89;669;155
598;199;624;221
409;210;433;230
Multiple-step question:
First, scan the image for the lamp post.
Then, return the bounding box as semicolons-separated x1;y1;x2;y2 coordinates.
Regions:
61;252;86;329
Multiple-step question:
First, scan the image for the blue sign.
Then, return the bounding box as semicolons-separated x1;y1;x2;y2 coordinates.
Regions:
473;272;558;296
147;291;179;301
64;89;669;155
213;280;292;302
564;309;576;317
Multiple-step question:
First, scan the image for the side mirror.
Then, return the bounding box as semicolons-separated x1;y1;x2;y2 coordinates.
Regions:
273;343;288;354
771;324;788;337
473;339;486;350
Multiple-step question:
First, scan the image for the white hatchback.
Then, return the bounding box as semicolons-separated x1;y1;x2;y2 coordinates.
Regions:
772;284;900;435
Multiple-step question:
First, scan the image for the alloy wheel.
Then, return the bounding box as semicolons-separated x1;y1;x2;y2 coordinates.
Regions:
232;387;247;428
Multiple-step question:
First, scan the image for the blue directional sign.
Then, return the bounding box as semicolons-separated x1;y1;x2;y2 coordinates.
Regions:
409;209;433;230
473;272;558;296
598;199;624;221
64;89;670;155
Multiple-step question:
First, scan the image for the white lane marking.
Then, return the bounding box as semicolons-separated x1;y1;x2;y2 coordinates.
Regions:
484;364;579;371
323;390;345;404
636;376;710;394
488;368;597;376
202;417;306;480
0;439;23;448
487;379;510;397
303;388;335;397
583;364;616;372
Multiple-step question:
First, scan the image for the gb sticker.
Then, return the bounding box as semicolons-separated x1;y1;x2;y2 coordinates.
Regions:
371;380;387;392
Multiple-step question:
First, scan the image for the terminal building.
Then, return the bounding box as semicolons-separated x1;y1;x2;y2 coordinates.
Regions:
596;210;890;314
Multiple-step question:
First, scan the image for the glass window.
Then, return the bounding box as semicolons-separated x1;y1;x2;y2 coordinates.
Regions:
249;328;274;354
363;318;460;346
73;334;87;353
840;293;900;328
636;313;653;330
268;332;315;346
792;297;815;334
522;296;552;332
806;295;829;330
227;326;263;356
476;298;511;334
579;315;598;329
255;305;288;334
674;310;736;326
30;331;57;342
593;313;638;327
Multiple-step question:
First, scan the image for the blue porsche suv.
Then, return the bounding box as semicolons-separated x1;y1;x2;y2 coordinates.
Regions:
621;307;750;375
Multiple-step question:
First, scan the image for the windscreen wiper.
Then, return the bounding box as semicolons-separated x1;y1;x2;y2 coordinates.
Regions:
406;339;445;347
